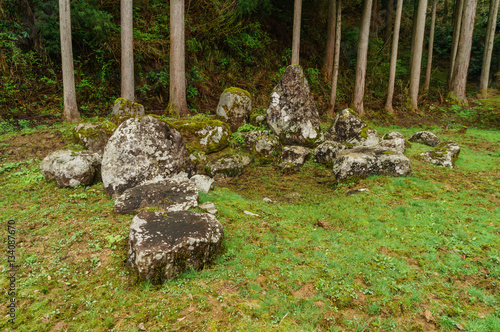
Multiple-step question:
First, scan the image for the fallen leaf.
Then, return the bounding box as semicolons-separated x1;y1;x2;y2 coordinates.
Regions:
138;322;146;331
177;317;186;322
424;310;433;322
455;322;464;330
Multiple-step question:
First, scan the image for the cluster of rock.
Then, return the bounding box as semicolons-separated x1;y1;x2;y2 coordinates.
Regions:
40;66;462;284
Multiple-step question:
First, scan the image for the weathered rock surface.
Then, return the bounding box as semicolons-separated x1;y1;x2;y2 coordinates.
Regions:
169;120;231;154
325;109;379;147
420;141;460;168
111;98;145;124
279;146;311;172
101;116;189;197
313;140;347;167
249;113;266;127
206;154;251;177
266;65;321;147
40;150;101;188
241;130;281;163
378;131;409;154
198;202;218;215
73;121;117;154
114;174;198;215
127;211;224;283
190;174;214;194
332;146;411;181
408;131;441;147
216;87;252;132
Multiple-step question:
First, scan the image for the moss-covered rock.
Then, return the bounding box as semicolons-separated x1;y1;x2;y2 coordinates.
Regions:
205;153;251;177
169;120;231;154
325;109;379;147
313;140;346;167
378;131;408;154
420;140;460;168
216;87;252;132
111;98;145;125
408;131;440;147
278;145;311;173
240;130;281;164
73;121;117;154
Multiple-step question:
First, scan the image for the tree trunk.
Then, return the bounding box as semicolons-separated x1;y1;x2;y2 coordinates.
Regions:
479;0;500;93
322;0;337;81
328;0;342;116
371;0;380;35
449;0;464;87
384;0;394;45
168;0;188;117
449;0;478;104
424;0;437;92
121;0;134;101
410;0;419;57
385;0;403;113
59;0;80;122
408;0;428;110
291;0;302;65
352;0;373;116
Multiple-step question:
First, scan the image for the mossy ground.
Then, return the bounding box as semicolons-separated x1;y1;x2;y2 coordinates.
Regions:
0;119;499;331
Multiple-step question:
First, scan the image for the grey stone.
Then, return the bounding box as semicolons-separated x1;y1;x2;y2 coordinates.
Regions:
332;146;412;181
313;140;347;167
278;146;311;172
101;116;189;197
73;121;117;154
408;131;441;147
111;98;145;124
325;109;379;147
40;150;101;188
216;87;252;132
266;65;321;147
169;120;231;154
127;211;224;283
420;141;460;168
240;130;281;164
199;202;218;215
114;174;198;215
190;174;214;194
206;154;251;177
378;131;408;154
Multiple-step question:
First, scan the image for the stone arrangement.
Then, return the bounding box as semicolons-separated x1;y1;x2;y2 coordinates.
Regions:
40;69;462;284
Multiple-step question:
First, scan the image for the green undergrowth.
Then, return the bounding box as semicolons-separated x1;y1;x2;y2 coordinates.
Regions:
0;123;499;331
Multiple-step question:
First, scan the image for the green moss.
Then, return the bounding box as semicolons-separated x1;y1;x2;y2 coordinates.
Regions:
382;150;396;154
72;121;116;146
359;126;374;139
169;120;231;154
223;87;251;99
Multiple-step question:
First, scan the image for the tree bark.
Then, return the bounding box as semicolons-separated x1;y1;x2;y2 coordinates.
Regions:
385;0;403;113
384;0;394;45
352;0;373;116
449;0;478;103
479;0;500;93
328;0;342;116
408;0;428;110
121;0;134;101
449;0;464;87
168;0;189;117
59;0;80;122
291;0;302;65
322;0;337;81
424;0;437;92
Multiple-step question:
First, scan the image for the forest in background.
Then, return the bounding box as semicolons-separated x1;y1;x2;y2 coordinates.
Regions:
0;0;498;121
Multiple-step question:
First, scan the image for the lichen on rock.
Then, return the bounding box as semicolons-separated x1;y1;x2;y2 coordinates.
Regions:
169;120;231;154
111;98;145;125
73;121;116;154
216;87;252;132
324;109;379;147
420;140;460;168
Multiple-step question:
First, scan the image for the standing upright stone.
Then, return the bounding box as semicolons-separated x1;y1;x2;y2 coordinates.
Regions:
216;87;252;132
266;65;321;147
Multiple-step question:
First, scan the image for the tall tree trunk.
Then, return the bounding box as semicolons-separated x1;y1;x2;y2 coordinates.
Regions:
449;0;478;104
408;0;428;110
479;0;500;93
352;0;374;116
322;0;337;81
449;0;465;87
328;0;342;116
291;0;302;65
59;0;80;122
385;0;403;113
121;0;134;101
424;0;437;91
168;0;188;117
371;0;380;35
410;0;419;57
384;0;394;45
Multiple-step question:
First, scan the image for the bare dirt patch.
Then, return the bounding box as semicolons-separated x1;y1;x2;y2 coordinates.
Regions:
0;130;66;162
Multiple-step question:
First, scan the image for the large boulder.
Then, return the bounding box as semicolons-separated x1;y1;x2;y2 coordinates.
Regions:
40;150;101;188
114;174;198;215
378;131;409;154
266;65;321;147
73;121;117;154
216;87;252;132
111;98;145;125
206;154;251;177
408;131;440;147
324;109;379;147
127;211;224;283
101;116;189;197
240;130;281;164
332;146;411;182
313;141;347;167
279;146;311;172
169;120;231;154
420;141;460;168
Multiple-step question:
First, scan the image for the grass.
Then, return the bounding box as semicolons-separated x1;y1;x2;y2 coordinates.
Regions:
0;120;499;331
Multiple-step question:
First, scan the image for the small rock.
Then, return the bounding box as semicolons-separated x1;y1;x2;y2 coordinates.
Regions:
111;98;145;125
378;131;409;154
313;140;346;167
199;202;218;215
408;131;440;147
244;211;261;217
263;197;274;204
73;121;116;154
420;141;460;168
206;154;251;177
138;323;146;331
216;87;252;132
190;174;214;193
346;188;370;196
278;146;311;172
240;130;281;164
324;109;379;147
